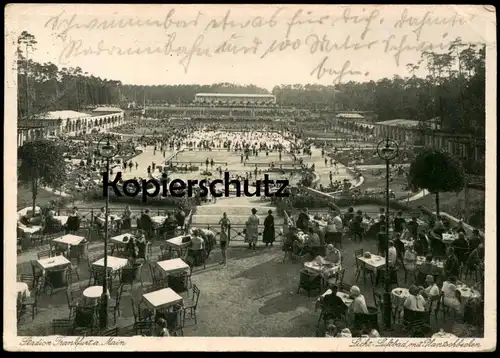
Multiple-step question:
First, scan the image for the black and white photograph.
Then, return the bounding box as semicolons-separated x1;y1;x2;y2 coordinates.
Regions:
4;4;496;352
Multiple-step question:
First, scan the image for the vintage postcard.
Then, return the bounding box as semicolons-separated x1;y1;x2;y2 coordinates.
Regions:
4;3;496;352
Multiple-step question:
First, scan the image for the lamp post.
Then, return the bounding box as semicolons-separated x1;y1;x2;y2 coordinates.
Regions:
97;136;120;329
376;138;399;330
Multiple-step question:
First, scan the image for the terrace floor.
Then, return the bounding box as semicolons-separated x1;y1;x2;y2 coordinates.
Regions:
17;235;481;337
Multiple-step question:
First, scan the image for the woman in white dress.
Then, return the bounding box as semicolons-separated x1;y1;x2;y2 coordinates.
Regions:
245;208;260;250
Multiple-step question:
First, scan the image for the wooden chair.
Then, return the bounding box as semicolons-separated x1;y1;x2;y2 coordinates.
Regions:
120;266;137;289
133;321;154;336
183;284;200;325
66;283;83;314
19;273;35;290
339;282;352;293
30;260;43;287
297;269;321;297
354;249;364;282
37;249;51;260
100;327;119;336
165;307;184;336
109;284;124;324
52;318;73;335
73;305;98;335
20;278;43;321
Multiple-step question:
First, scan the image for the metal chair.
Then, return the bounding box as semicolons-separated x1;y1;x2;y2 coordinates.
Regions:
183;284;200;325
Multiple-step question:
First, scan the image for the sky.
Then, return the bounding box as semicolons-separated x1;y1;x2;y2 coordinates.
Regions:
6;4;495;90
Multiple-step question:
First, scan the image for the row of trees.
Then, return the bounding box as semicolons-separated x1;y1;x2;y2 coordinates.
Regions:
18;31;485;135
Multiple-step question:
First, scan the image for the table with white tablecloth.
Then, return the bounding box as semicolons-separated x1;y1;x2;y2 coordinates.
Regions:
357;254;386;272
151;216;166;227
82;285;110;306
304;261;341;280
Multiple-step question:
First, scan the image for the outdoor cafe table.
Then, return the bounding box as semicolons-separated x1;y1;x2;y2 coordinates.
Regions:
151;216;166;227
304;260;341;279
156;258;190;276
52;234;85;250
165;235;191;257
416;256;445;270
36;255;71;288
82;285;110;306
110;233;132;255
357;254;386;272
92;256;129;272
142;287;184;315
18;225;42;237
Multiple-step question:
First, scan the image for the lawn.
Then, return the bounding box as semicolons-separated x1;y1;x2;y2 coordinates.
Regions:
17;184;68;211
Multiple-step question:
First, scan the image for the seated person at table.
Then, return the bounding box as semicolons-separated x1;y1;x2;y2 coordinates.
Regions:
442;276;462;313
188;232;205;266
95;207;105;224
325;244;341;265
66;207;81;232
452;232;469;265
416;255;437;286
321;284;348;321
394;211;406;234
403;285;427;312
422;275;440;299
444;247;461;279
162;212;177;237
387;240;398;268
348;286;369;314
296;208;310;231
468;229;483;251
42;212;63;234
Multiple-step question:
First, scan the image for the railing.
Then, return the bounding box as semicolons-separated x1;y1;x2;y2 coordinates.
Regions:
243;162;297;167
189;223;284;243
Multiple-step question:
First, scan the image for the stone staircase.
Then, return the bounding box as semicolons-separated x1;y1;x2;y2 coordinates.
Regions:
190;196;284;242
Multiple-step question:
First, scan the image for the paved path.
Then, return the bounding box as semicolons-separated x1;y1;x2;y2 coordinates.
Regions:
120;146;176;180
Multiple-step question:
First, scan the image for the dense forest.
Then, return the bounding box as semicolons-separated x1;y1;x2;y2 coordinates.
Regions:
18;31;485;135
